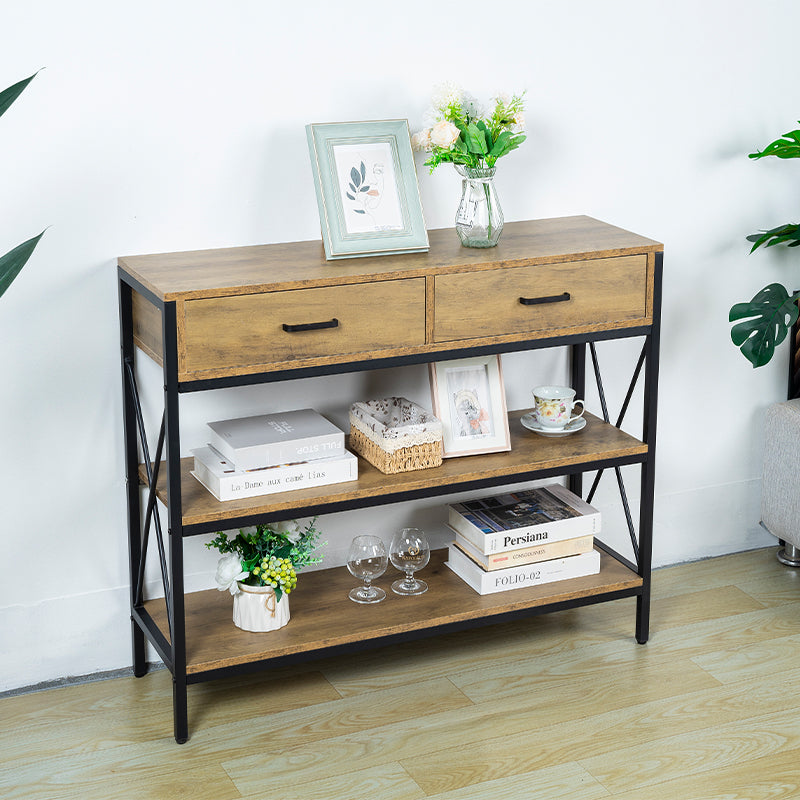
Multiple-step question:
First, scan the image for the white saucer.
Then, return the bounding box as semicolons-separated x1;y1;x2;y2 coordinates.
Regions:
520;412;587;438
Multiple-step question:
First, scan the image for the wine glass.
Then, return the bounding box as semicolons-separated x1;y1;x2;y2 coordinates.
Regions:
389;527;430;595
347;535;388;603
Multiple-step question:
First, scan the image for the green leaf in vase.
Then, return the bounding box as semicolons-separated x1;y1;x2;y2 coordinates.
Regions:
465;123;488;156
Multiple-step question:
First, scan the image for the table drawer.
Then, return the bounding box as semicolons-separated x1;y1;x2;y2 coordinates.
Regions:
433;255;648;342
182;278;426;373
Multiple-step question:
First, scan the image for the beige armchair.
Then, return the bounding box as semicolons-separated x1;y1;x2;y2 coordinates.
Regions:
762;399;800;566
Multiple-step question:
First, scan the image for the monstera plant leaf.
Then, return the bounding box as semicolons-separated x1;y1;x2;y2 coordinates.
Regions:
746;223;800;253
0;71;42;300
748;125;800;160
729;283;800;368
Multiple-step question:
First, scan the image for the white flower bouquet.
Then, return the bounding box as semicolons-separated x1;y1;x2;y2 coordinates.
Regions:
206;518;324;601
412;83;526;173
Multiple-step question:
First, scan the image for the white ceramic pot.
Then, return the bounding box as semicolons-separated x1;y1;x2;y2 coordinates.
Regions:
232;582;290;632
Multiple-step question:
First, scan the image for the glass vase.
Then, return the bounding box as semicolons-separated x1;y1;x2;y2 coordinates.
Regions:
455;166;504;248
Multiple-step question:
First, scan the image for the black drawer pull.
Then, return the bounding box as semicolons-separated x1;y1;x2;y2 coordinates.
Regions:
519;292;571;306
282;318;339;333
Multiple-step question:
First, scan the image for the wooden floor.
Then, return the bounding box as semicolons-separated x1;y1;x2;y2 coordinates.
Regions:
2;546;800;800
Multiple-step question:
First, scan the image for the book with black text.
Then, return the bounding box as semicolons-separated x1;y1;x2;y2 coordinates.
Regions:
191;445;357;501
445;543;601;595
448;484;600;554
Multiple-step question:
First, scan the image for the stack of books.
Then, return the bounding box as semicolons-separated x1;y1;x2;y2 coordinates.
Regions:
445;484;601;595
191;409;357;501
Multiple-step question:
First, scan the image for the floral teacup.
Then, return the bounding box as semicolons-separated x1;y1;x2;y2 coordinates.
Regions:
532;386;585;430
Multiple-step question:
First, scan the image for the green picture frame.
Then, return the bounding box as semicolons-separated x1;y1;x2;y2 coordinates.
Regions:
306;120;429;260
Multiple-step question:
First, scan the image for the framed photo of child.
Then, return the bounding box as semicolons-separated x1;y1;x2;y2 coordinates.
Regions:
429;355;511;457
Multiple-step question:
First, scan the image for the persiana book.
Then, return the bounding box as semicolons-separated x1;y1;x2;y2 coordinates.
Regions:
451;532;594;571
207;409;344;471
448;483;600;554
191;446;357;501
445;544;601;595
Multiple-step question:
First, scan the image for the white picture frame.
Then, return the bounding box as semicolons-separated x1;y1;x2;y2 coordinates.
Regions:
305;120;429;260
429;355;511;458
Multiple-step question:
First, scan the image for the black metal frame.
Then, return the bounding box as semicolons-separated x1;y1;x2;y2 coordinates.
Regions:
118;251;663;743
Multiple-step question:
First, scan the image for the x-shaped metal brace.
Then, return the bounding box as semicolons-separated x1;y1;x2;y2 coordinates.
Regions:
584;340;649;569
125;359;172;637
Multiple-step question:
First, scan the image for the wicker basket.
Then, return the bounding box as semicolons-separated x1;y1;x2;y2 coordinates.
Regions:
349;397;443;474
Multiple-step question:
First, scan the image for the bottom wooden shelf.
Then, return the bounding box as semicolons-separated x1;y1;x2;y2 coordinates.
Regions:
144;548;642;677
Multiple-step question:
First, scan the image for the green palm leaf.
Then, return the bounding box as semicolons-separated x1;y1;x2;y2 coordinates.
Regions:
0;232;45;300
0;71;38;120
0;71;43;301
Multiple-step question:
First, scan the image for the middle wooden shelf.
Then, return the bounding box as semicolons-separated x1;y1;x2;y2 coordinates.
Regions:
139;409;648;534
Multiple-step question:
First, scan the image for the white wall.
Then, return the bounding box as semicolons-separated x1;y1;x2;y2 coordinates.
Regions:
0;0;793;692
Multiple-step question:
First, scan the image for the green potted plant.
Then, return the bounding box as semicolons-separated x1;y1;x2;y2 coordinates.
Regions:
0;72;44;300
206;518;324;632
729;123;800;367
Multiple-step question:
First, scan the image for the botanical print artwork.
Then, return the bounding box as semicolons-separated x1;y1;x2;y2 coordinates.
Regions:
446;364;494;439
332;141;404;235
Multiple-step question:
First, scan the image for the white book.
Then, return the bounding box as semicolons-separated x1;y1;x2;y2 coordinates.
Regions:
191;446;357;501
445;543;601;595
207;409;345;471
452;530;595;571
448;483;601;555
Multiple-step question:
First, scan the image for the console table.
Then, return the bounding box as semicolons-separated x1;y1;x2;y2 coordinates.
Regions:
118;215;663;742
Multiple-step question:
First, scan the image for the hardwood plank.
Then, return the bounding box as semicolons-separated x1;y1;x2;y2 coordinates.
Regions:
736;571;800;608
448;650;718;716
650;546;785;600
237;763;426;800
649;585;764;630
578;707;800;794
141;410;647;528
397;670;800;795
118;217;663;302
606;746;800;800
690;633;800;685
424;763;608;800
0;668;338;768
0;756;240;800
143;548;642;675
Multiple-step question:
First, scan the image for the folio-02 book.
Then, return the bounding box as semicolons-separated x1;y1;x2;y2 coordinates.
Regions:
451;531;595;571
446;543;601;596
207;409;345;471
191;446;358;501
448;484;601;554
